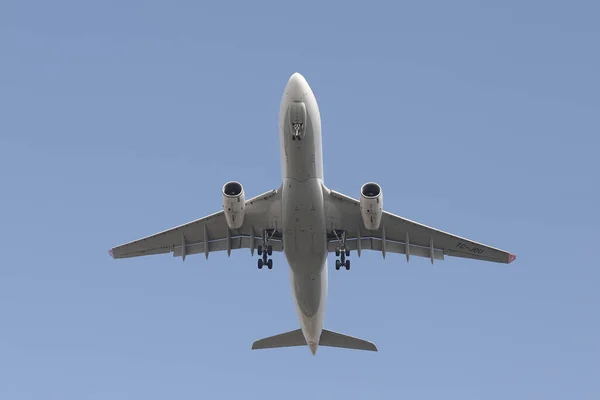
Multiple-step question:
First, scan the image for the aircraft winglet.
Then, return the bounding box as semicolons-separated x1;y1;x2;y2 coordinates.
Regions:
108;249;114;259
508;254;516;263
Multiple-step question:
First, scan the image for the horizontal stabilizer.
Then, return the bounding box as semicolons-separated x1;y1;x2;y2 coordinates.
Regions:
319;329;378;352
252;329;306;350
251;328;377;352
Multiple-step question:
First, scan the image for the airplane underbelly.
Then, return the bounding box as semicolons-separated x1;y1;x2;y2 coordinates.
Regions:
281;178;327;275
291;270;324;319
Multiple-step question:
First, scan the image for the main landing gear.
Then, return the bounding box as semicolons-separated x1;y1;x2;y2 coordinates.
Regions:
257;229;275;270
333;230;351;271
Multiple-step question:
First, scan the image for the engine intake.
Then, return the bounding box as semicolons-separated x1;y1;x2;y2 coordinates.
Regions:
360;182;383;230
222;181;245;229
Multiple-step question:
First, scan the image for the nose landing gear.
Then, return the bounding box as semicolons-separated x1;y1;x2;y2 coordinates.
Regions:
291;120;303;141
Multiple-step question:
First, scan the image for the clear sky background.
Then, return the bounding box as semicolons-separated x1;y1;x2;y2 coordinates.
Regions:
1;1;598;399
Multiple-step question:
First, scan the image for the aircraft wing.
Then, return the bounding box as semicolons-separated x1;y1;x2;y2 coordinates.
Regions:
324;189;515;264
109;188;283;260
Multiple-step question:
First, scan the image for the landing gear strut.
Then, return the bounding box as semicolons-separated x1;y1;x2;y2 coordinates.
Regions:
333;230;351;271
291;120;303;141
257;229;275;269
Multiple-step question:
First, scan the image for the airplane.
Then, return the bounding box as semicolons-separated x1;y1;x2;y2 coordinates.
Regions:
108;72;516;355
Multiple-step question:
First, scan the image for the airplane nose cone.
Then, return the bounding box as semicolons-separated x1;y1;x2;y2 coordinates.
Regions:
286;72;309;101
289;72;305;84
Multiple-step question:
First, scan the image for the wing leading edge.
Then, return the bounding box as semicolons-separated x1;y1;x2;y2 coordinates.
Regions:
109;188;283;260
325;188;515;264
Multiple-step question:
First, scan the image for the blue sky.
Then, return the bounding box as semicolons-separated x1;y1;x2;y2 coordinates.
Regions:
1;1;598;398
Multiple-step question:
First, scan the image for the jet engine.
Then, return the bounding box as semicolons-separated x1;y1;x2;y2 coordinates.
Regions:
360;182;383;230
222;181;245;229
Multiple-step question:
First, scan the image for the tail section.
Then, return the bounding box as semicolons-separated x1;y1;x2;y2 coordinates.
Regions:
251;329;377;353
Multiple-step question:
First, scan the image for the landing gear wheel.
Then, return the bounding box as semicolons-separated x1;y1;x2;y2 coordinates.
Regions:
257;245;263;256
258;259;264;269
335;260;341;270
267;245;273;256
345;259;350;270
345;249;350;257
335;248;340;257
267;259;273;269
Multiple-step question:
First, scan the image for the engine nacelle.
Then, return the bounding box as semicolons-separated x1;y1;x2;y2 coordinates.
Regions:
360;182;383;230
222;181;245;230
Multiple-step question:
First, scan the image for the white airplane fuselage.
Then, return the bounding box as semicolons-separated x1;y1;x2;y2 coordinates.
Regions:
108;72;514;355
278;73;327;354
